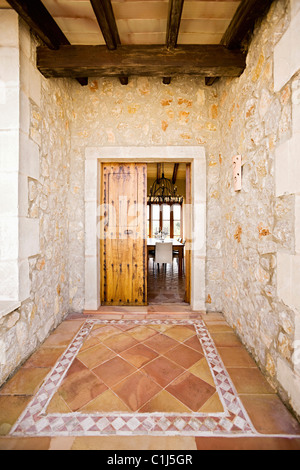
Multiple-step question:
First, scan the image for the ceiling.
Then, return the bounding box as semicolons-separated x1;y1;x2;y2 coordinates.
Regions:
2;1;273;84
1;0;241;46
41;0;240;46
148;163;186;181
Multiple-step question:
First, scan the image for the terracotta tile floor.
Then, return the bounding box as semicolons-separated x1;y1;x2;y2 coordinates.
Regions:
147;259;186;304
0;311;300;450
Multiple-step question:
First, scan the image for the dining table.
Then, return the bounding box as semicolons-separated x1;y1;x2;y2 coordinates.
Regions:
147;238;185;274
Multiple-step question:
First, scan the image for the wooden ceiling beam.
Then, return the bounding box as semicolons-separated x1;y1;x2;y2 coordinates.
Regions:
6;0;88;86
172;163;179;185
37;45;246;80
205;0;274;86
90;0;120;50
157;164;162;181
166;0;185;49
221;0;274;50
164;0;185;85
6;0;69;50
90;0;128;85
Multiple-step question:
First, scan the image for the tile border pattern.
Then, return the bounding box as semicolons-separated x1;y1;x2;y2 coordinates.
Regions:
10;318;259;437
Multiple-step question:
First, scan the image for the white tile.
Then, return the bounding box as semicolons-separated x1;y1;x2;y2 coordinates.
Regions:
0;216;19;259
0;172;18;216
0;86;19;130
18;173;28;218
19;90;30;134
0;130;19;172
85;159;98;201
29;61;41;107
0;259;19;300
291;0;300;16
19;217;40;258
292;83;300;134
0;301;21;319
277;252;300;312
0;10;19;47
18;258;30;302
19;132;40;179
277;357;300;417
85;200;98;257
84;256;99;310
296;195;300;255
275;133;300;196
274;9;300;91
0;46;19;86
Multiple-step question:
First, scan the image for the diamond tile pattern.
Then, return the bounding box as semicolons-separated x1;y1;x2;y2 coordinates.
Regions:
10;319;258;437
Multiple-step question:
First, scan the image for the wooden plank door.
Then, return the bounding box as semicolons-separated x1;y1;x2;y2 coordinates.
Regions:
100;163;147;306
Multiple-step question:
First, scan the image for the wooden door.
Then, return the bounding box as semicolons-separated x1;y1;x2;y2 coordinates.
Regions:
100;163;147;306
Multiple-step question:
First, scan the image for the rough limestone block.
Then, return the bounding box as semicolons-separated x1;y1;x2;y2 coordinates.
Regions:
274;9;300;91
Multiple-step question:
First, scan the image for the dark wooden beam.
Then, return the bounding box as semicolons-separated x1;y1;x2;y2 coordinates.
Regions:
90;0;121;50
37;45;246;80
221;0;274;50
166;0;185;49
6;0;88;86
172;163;179;185
90;1;128;85
205;0;274;86
157;164;162;181
164;0;185;85
6;0;69;50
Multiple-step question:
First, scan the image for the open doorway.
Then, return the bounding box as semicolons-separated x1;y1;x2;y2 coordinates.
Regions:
146;162;190;305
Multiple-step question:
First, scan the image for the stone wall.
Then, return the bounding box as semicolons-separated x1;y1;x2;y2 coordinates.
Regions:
69;76;220;313
211;0;300;418
0;16;72;384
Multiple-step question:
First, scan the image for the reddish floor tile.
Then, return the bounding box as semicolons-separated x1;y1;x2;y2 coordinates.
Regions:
164;343;203;369
102;333;139;354
183;335;204;353
112;371;162;412
120;343;159;368
195;436;300;450
227;368;276;395
77;343;115;369
57;359;108;411
92;356;136;387
143;333;179;354
142;356;185;387
240;394;300;435
166;371;216;412
218;347;257;368
0;368;51;396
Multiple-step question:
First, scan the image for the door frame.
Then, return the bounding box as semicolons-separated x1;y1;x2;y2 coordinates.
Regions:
84;146;206;312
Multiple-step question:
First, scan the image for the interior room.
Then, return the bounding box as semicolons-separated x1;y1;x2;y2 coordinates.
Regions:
147;163;187;304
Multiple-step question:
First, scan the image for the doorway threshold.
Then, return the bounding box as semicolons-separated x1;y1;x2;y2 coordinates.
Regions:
83;304;204;319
